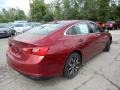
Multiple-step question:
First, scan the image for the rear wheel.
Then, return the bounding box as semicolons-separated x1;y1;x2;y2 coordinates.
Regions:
64;52;81;79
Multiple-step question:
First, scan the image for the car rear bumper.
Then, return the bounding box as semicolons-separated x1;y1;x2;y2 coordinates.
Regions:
6;49;63;77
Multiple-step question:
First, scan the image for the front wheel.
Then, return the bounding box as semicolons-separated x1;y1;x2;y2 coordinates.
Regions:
104;39;111;52
64;52;81;79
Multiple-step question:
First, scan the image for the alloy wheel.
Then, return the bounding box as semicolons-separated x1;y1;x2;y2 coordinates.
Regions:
68;56;80;76
64;53;81;79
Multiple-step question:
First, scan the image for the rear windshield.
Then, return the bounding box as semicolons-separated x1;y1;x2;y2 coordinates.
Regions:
0;26;5;28
0;25;6;28
27;23;65;35
14;24;24;27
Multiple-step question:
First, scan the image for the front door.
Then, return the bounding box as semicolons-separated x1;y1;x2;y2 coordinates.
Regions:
88;23;108;54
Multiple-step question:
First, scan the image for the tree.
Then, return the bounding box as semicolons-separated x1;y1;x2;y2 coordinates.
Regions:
0;8;26;23
31;0;47;21
97;0;110;21
43;4;54;22
116;5;120;20
16;9;26;20
28;0;120;22
53;0;62;20
62;0;81;19
109;3;120;20
80;0;99;20
43;13;53;22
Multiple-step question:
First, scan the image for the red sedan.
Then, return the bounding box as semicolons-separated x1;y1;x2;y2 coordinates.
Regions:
6;20;112;79
105;21;118;30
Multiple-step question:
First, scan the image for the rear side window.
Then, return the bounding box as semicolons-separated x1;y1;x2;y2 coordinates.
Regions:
27;23;64;35
66;26;77;35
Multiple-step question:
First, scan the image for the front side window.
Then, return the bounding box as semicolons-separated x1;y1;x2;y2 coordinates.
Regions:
89;23;100;33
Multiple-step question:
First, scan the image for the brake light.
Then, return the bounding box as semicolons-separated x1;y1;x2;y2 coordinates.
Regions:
110;24;113;27
23;47;48;56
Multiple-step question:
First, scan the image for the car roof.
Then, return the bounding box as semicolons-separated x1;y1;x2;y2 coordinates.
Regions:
49;20;93;25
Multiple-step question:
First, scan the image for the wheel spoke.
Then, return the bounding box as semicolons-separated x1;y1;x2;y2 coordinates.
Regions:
70;57;74;65
68;68;73;75
74;66;79;73
68;67;72;71
74;68;78;72
75;66;79;69
72;68;75;75
73;56;77;62
69;59;72;66
75;61;80;65
69;62;72;66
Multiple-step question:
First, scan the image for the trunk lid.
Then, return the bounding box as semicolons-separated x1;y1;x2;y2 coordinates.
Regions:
9;33;47;61
14;32;47;45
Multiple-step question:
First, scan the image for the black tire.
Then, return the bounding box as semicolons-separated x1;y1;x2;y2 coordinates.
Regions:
104;39;111;52
64;52;81;79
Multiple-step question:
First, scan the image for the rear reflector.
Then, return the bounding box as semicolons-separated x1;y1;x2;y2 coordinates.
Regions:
22;47;48;56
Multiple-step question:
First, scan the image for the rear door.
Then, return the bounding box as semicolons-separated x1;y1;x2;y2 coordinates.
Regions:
75;23;98;61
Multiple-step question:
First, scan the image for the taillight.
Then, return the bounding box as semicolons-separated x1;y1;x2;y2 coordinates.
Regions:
110;24;113;26
23;47;48;56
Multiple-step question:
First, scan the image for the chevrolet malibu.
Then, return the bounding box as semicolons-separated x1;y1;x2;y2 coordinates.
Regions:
6;20;112;79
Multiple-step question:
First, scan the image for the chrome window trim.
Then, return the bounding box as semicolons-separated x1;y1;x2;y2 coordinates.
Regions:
64;23;90;36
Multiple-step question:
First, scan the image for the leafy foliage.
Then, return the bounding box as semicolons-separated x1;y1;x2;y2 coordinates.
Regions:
0;0;120;23
52;0;120;21
30;0;54;22
0;8;26;23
